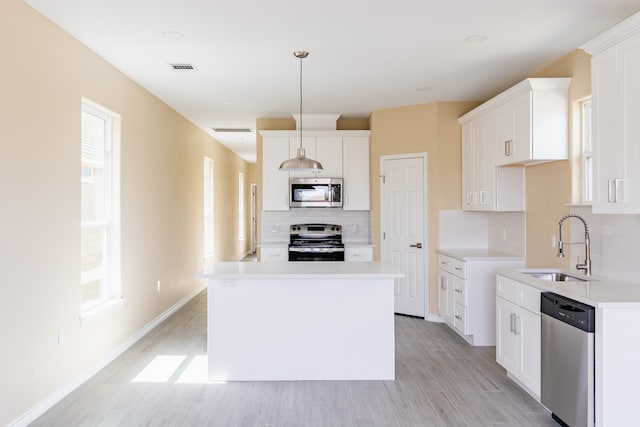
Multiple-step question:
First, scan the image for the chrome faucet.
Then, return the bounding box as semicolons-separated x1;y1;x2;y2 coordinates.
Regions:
557;213;591;275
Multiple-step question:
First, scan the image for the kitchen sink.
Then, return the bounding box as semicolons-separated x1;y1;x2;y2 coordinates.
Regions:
523;272;588;282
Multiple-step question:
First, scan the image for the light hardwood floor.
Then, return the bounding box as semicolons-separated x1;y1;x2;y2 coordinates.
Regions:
32;290;557;426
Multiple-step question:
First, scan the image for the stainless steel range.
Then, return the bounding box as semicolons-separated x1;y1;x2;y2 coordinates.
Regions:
288;224;344;261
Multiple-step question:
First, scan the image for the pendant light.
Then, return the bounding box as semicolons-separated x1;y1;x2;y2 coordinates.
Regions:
279;51;324;171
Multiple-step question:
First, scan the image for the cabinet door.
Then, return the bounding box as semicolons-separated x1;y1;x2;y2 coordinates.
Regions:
343;136;370;210
315;136;343;178
496;101;515;165
593;33;640;213
461;122;476;209
518;309;541;396
496;296;518;373
511;91;533;163
262;136;290;211
438;269;454;325
479;111;497;210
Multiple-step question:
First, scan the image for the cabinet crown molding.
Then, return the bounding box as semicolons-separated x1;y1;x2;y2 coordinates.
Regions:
259;130;371;137
581;11;640;56
458;78;571;124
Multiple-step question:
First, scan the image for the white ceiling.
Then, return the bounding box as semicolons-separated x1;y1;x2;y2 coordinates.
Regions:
25;0;640;163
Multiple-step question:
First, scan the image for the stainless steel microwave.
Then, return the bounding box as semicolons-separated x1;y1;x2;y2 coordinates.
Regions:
290;178;342;208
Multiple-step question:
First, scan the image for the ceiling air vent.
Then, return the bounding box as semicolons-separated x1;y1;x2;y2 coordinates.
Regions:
169;63;197;71
211;128;253;133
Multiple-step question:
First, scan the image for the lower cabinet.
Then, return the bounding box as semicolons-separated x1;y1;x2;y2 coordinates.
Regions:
437;253;524;346
259;246;288;262
345;246;373;262
496;274;542;400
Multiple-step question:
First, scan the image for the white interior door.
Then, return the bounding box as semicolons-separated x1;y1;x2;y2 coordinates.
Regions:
381;154;427;317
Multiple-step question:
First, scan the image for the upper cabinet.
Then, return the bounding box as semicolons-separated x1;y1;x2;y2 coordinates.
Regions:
583;15;640;214
494;79;571;165
459;77;570;212
289;136;343;178
259;130;371;212
342;136;370;210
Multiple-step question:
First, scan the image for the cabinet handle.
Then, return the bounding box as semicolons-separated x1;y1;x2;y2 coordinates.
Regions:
455;314;463;321
509;313;515;333
440;277;447;290
608;179;616;203
514;315;521;335
454;266;463;272
480;190;487;205
504;140;513;157
455;289;463;294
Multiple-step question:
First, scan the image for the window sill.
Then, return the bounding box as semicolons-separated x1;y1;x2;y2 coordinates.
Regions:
80;298;123;326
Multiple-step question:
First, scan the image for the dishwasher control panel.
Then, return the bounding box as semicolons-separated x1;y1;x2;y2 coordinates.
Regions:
541;292;595;332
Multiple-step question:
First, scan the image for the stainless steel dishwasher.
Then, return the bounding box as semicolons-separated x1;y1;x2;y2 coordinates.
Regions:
541;292;595;427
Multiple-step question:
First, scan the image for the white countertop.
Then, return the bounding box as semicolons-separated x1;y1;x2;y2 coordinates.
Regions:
437;248;525;261
200;261;403;279
498;268;640;308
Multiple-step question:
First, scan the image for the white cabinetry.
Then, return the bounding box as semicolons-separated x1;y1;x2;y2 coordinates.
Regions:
584;28;640;213
289;136;343;178
259;245;289;262
343;136;370;210
437;253;524;346
261;136;290;211
461;118;525;212
345;245;373;262
496;274;542;400
494;79;571;165
260;130;371;212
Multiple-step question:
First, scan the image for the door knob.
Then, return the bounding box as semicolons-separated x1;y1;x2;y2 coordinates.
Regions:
410;243;423;249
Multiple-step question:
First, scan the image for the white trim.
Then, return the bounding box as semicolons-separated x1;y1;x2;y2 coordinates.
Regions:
9;285;206;427
425;313;445;323
581;11;640;56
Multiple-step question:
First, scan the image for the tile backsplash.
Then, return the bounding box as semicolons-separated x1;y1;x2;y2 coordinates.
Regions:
261;210;371;244
569;206;640;283
439;210;526;256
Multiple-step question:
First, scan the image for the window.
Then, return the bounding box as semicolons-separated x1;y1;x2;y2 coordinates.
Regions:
238;172;245;241
204;157;214;257
81;99;121;315
581;98;593;203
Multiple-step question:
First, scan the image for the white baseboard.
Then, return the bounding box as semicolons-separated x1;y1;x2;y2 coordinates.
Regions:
9;284;207;427
425;313;445;323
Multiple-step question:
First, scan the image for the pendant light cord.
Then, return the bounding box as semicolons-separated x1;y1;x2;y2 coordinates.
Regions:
299;54;303;149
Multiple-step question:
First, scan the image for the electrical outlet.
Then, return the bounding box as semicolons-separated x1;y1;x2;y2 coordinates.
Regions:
58;327;65;346
502;228;507;241
551;234;557;248
156;280;161;292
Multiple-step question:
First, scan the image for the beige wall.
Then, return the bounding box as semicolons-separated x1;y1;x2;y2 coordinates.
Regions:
0;0;251;424
369;102;479;315
526;49;592;267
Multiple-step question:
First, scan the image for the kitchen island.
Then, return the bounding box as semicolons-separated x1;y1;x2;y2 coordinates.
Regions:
200;261;402;381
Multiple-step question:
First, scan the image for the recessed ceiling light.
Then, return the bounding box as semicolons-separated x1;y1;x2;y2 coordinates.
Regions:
466;34;488;43
162;31;184;40
416;86;432;92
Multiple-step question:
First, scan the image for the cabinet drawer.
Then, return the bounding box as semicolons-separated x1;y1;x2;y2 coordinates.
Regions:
519;283;542;314
438;255;466;278
454;278;467;306
345;246;373;262
496;275;520;302
260;247;289;262
454;303;468;333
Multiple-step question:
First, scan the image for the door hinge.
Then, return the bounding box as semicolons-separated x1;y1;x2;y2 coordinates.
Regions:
380;175;386;184
383;232;386;240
